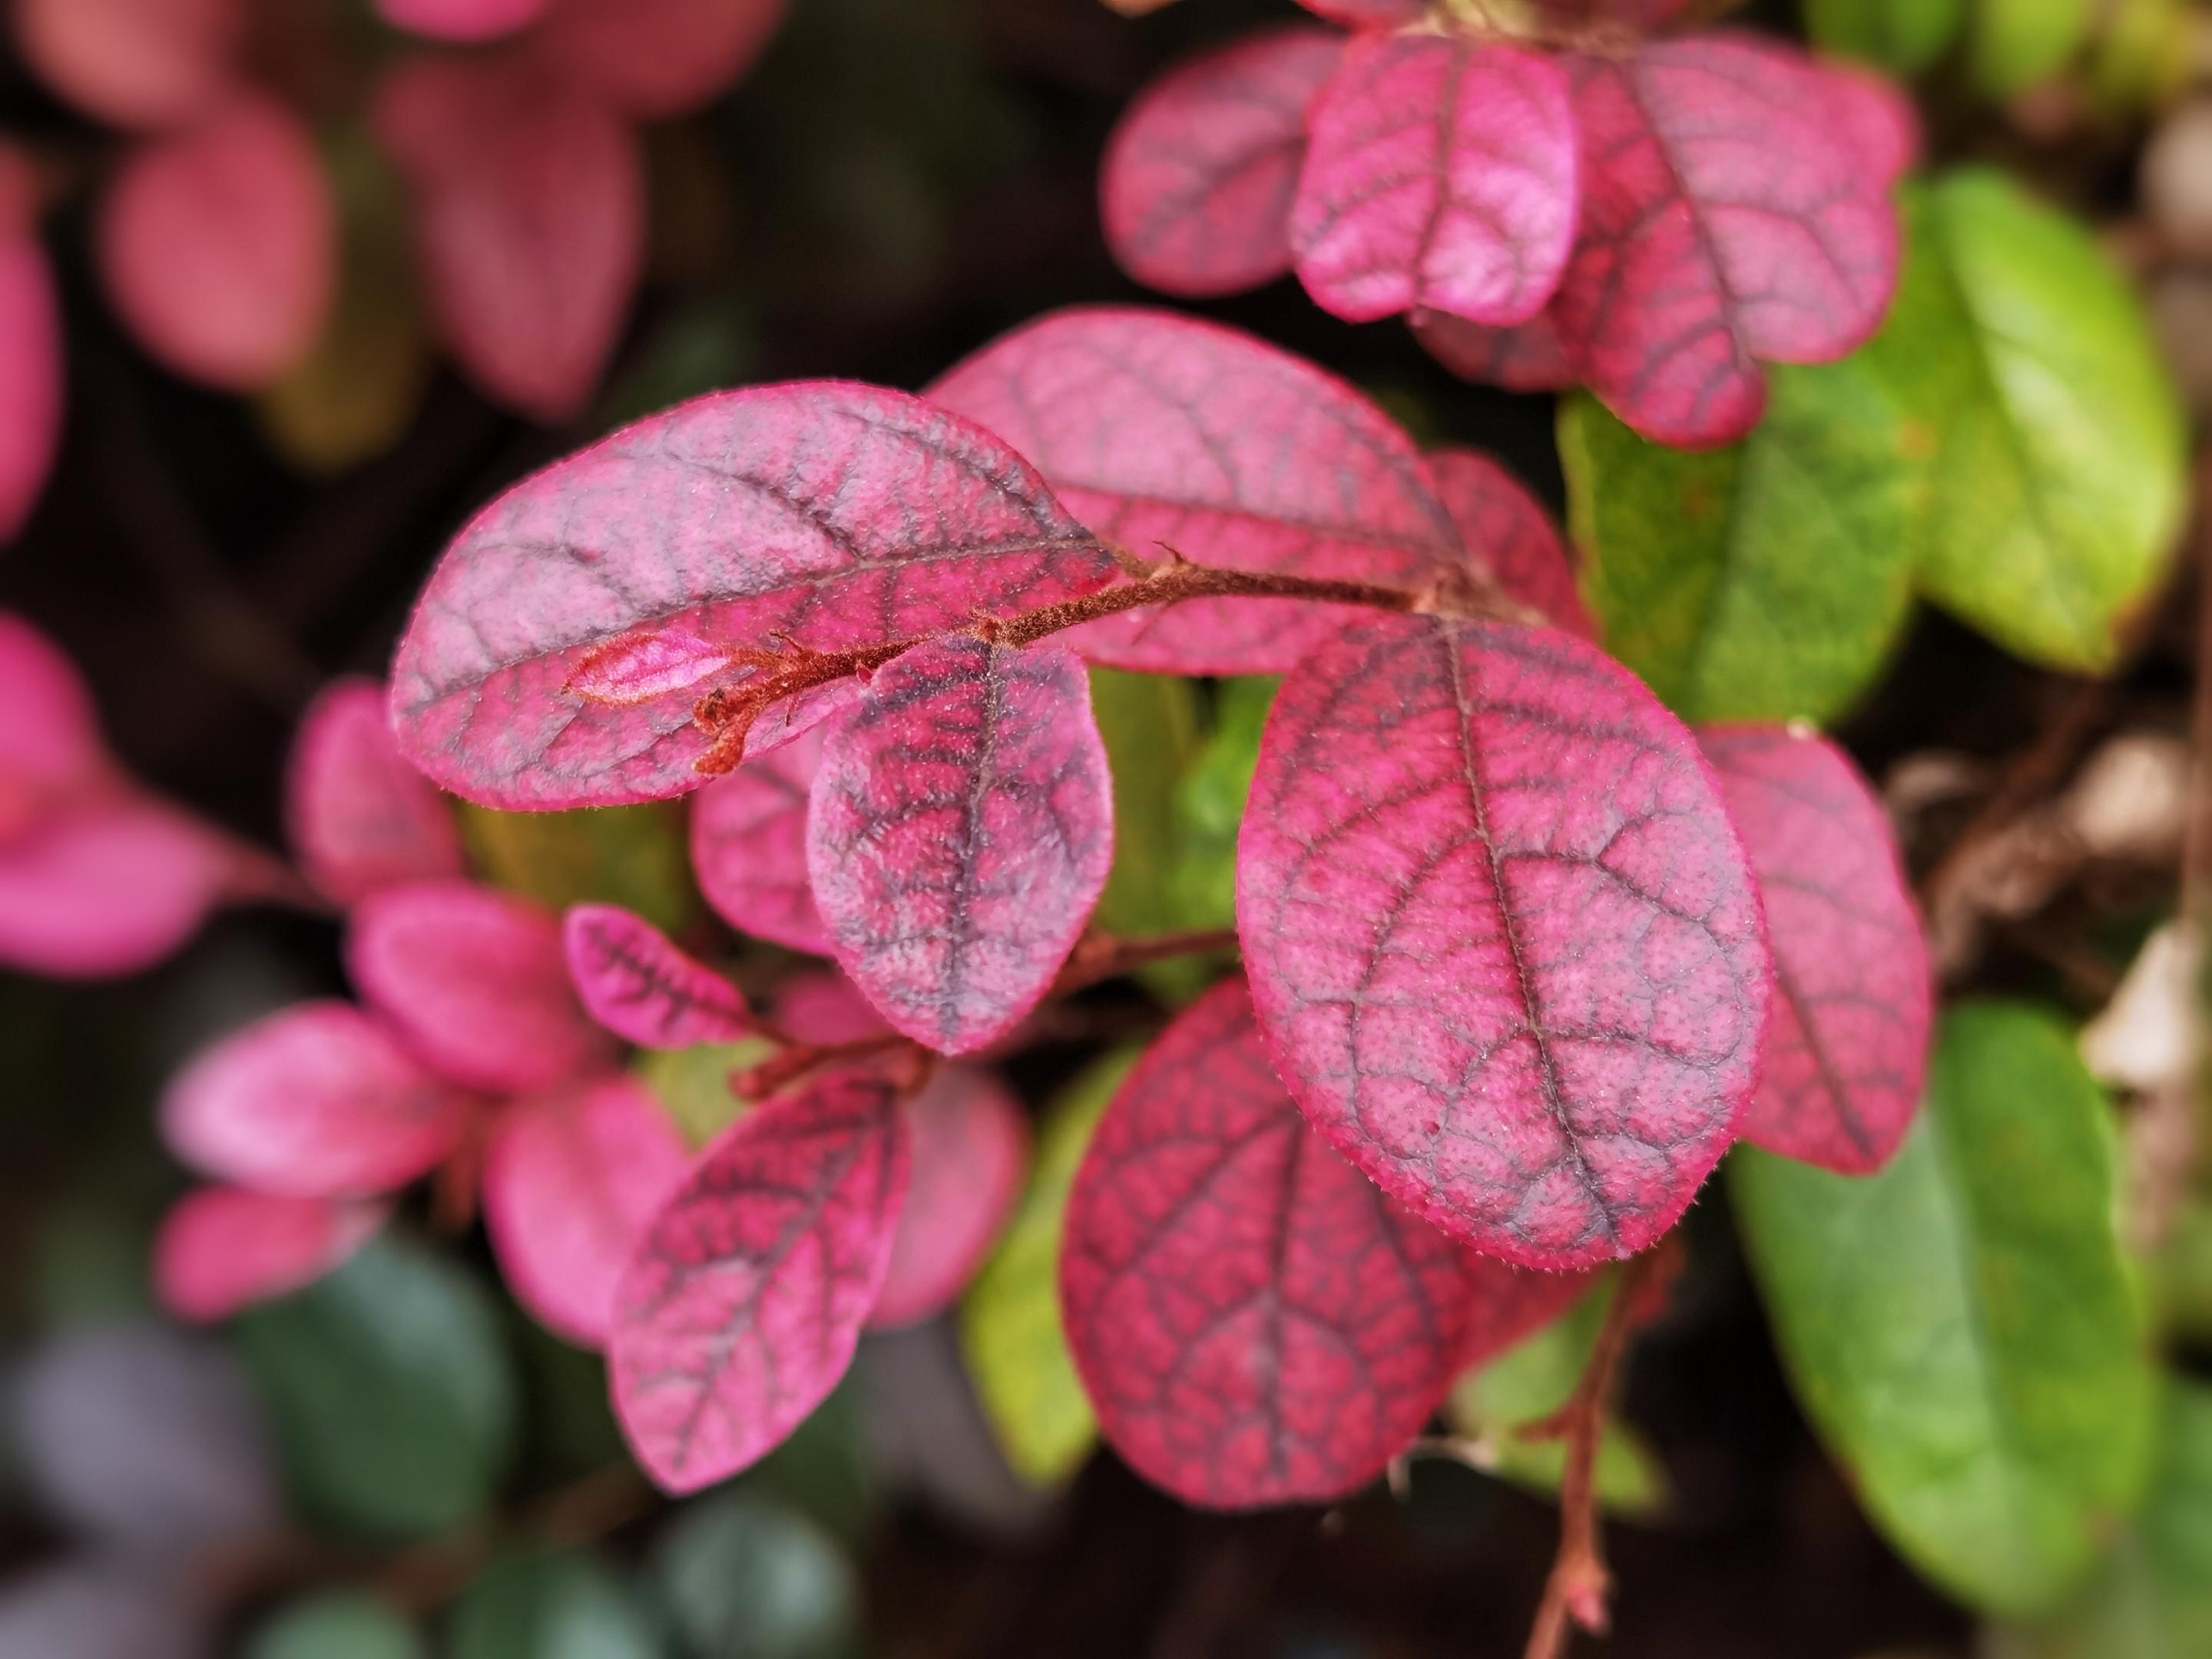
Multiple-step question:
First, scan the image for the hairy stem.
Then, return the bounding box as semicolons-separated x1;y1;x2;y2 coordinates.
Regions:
1051;926;1241;995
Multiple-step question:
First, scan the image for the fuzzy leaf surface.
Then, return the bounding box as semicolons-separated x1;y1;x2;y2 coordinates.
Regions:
0;232;61;543
154;1188;383;1323
1411;307;1575;393
926;307;1464;674
1101;27;1341;299
1292;37;1575;327
871;1066;1029;1328
1701;726;1929;1173
1422;448;1593;641
531;0;785;118
808;636;1112;1055
392;381;1111;807
690;724;830;953
1062;979;1476;1508
286;677;463;906
482;1075;692;1347
609;1070;909;1492
1237;615;1770;1268
12;0;240;130
563;902;750;1050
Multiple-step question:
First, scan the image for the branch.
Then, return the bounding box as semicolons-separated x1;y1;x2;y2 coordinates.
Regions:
1050;926;1240;996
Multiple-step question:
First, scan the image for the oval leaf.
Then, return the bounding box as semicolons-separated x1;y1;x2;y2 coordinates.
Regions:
870;1066;1029;1329
563;902;750;1050
1422;447;1593;640
0;797;231;979
926;306;1465;674
1411;306;1575;393
531;0;785;119
0;610;104;793
773;967;892;1045
690;722;830;953
287;677;464;906
1237;614;1770;1268
1700;726;1929;1174
808;636;1112;1056
377;0;545;41
1291;35;1575;328
154;1187;384;1323
1061;978;1478;1508
609;1069;909;1492
1293;0;1419;21
392;381;1113;808
12;0;240;130
1101;26;1342;300
0;231;61;543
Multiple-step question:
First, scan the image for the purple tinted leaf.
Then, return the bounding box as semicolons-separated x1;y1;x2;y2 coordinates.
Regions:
772;968;891;1045
1101;26;1342;299
926;307;1467;674
391;382;1116;808
154;1187;384;1323
809;637;1113;1056
869;1065;1029;1329
609;1068;909;1492
563;901;750;1049
1410;306;1576;392
286;677;463;906
1421;448;1595;641
1237;615;1770;1269
690;721;831;954
1291;36;1576;327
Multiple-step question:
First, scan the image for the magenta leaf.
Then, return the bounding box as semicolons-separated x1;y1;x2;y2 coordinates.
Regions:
1101;26;1342;300
772;969;891;1045
154;1187;384;1323
377;0;545;41
564;629;734;707
1237;615;1770;1269
531;0;784;119
1291;36;1575;328
13;0;243;132
1700;725;1930;1174
869;1065;1029;1329
347;880;612;1092
1293;0;1420;23
162;1000;469;1197
0;219;61;544
0;611;103;796
0;797;232;979
286;677;463;906
563;901;750;1050
482;1074;691;1346
1061;978;1477;1508
808;636;1112;1056
1410;306;1575;393
1551;36;1904;446
926;307;1466;674
609;1068;909;1492
390;382;1114;809
1455;1257;1600;1373
690;723;831;955
1422;448;1594;641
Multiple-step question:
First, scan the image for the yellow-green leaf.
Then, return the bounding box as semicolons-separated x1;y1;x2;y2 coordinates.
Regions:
460;802;697;936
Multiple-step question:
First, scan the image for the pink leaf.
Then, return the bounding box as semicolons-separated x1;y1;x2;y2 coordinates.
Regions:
482;1074;691;1346
0;611;104;800
926;307;1465;674
161;999;469;1197
1455;1257;1599;1373
0;229;62;545
372;51;643;421
1061;977;1477;1508
1291;36;1576;328
154;1187;383;1323
771;969;890;1045
565;630;733;707
690;723;830;954
563;901;750;1049
1237;616;1770;1269
1551;36;1903;446
1421;449;1594;641
390;382;1115;808
1293;0;1421;23
869;1065;1029;1329
1101;26;1343;300
286;677;462;906
1410;306;1575;393
808;637;1112;1056
1700;725;1929;1174
531;0;785;120
98;93;336;390
377;0;546;42
609;1068;909;1492
0;798;230;979
11;0;241;131
346;880;612;1092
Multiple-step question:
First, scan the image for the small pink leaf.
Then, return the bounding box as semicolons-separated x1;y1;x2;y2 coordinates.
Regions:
771;969;891;1045
1293;0;1420;23
483;1074;691;1346
1552;36;1903;446
808;636;1112;1056
563;901;750;1050
1061;978;1478;1508
391;382;1114;808
98;93;336;390
161;1000;469;1197
1700;725;1930;1174
0;229;62;544
690;723;830;955
565;630;734;707
286;677;462;906
0;798;230;979
0;611;104;798
373;51;643;421
609;1068;909;1492
1410;306;1575;393
377;0;546;42
926;307;1466;674
531;0;784;119
154;1187;383;1323
1101;26;1343;299
1455;1257;1599;1373
869;1065;1029;1329
347;880;612;1092
1237;616;1770;1269
12;0;242;131
1291;36;1576;328
1422;448;1594;641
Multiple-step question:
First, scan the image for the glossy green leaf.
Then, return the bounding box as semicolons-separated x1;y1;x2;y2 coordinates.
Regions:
958;1048;1137;1488
1167;677;1278;931
449;1551;661;1659
653;1492;861;1659
1805;0;1965;72
234;1234;518;1540
1734;1002;2154;1616
1562;359;1918;726
461;802;698;936
632;1038;772;1149
246;1594;423;1659
1971;0;2090;96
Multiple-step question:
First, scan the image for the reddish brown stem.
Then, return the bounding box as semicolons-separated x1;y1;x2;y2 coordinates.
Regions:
730;1031;922;1101
1051;926;1241;995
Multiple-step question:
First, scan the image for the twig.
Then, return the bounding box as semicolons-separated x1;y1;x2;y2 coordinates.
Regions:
1051;926;1240;995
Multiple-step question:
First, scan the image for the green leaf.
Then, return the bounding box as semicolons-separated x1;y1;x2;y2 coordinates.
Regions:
234;1234;518;1540
1805;0;1965;72
2151;1191;2212;1343
653;1492;861;1659
460;802;698;936
1088;667;1211;1000
1733;1002;2154;1616
1868;172;2186;672
1971;0;2090;96
246;1594;424;1659
632;1038;772;1149
1167;677;1278;931
449;1551;661;1659
958;1048;1137;1487
1562;360;1919;726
